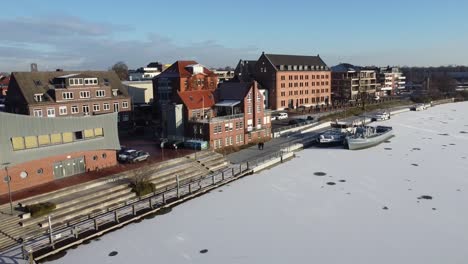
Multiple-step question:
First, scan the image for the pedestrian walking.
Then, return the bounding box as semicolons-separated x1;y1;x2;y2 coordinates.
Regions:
258;142;261;150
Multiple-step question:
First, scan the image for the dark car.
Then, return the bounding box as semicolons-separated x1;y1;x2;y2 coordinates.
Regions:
288;119;307;125
306;116;314;121
163;140;184;149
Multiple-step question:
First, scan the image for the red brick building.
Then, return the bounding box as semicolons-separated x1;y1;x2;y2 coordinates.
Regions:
254;53;332;110
187;81;271;149
0;75;9;97
0;112;120;195
5;71;132;123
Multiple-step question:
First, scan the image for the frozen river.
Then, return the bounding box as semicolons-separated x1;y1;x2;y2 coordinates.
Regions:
50;102;468;264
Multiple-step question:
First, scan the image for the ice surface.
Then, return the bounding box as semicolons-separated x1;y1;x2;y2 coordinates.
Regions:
50;102;468;264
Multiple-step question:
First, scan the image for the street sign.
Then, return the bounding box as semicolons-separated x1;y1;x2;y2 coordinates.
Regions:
3;176;11;182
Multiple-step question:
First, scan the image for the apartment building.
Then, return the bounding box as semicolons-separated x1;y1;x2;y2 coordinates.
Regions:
378;67;406;96
254;53;331;110
0;75;9;97
187;81;271;149
6;71;132;122
0;112;120;195
331;63;378;102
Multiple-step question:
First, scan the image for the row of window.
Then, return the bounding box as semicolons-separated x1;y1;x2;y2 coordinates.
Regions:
280;74;329;81
280;89;329;97
279;97;327;107
62;90;106;100
278;65;327;71
69;78;99;86
11;128;104;151
280;81;329;88
213;120;245;134
32;101;129;117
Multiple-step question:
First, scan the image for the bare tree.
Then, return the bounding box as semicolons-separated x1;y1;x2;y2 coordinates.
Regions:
111;61;129;81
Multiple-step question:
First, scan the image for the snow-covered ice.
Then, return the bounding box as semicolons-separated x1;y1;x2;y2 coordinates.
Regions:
50;102;468;264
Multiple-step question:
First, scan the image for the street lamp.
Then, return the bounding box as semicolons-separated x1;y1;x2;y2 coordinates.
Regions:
2;162;13;215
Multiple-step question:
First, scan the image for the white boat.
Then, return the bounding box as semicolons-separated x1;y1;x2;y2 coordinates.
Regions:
346;126;393;150
316;129;348;147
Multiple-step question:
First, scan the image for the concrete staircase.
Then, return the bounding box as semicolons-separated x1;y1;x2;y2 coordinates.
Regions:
0;151;230;251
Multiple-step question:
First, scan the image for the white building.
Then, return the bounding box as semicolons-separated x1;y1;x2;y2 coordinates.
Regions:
379;67;406;96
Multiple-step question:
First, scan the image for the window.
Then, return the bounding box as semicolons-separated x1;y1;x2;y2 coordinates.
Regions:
239;121;243;128
84;78;98;85
37;168;43;175
257;104;261;113
38;135;50;146
34;94;43;102
80;91;90;98
74;131;83;140
258;118;262;125
69;78;83;86
82;105;90;114
47;108;55;117
93;104;100;112
33;109;43;117
62;92;73;100
281;76;285;81
11;137;25;150
71;105;79;114
59;106;67;115
103;103;110;111
113;102;119;112
102;153;107;159
96;90;105;97
24;136;38;149
122;101;129;108
247;92;252;101
248;106;252;114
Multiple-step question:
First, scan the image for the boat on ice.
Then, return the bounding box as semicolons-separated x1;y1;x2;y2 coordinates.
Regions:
316;129;348;146
346;125;393;150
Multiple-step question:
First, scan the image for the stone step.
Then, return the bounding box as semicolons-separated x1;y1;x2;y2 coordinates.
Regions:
39;192;137;228
153;170;205;191
208;162;229;172
51;183;129;210
20;187;134;227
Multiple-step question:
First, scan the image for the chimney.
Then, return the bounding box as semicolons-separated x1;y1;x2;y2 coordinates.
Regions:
56;69;64;72
31;63;38;72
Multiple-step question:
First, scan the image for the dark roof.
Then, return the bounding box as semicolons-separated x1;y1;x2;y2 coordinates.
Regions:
216;81;252;101
11;71;127;105
178;90;215;110
264;54;328;68
331;63;362;72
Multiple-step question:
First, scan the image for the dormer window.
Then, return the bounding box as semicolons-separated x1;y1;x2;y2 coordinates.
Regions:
69;78;83;86
112;89;118;96
34;94;43;102
84;78;98;85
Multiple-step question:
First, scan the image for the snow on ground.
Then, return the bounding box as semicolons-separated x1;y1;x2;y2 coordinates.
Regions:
50;102;468;264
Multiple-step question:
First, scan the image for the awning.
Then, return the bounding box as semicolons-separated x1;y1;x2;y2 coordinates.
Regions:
215;100;241;107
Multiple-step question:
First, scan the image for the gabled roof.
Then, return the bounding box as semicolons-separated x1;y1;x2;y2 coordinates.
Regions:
178;90;215;110
216;81;252;101
10;71;127;105
157;61;216;78
264;53;328;69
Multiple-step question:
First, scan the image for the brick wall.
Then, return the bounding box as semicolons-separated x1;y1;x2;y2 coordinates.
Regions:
0;150;117;195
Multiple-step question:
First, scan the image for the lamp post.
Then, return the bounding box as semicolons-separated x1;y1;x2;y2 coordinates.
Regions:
2;162;13;215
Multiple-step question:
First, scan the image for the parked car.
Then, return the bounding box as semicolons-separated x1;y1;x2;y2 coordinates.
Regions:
270;115;278;121
410;104;429;111
118;149;137;162
371;111;390;121
306;116;314;121
128;151;150;163
164;140;184;149
277;112;288;120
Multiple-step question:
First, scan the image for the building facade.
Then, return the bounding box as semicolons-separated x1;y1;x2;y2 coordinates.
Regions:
0;112;120;195
331;64;378;102
6;71;132;123
378;67;406;96
254;53;331;110
122;80;154;104
188;81;271;149
0;75;9;97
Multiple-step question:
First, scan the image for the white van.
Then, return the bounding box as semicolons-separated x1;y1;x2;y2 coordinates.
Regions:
277;113;288;120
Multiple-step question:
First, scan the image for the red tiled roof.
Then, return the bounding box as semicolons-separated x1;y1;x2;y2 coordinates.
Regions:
178;90;215;110
160;61;216;78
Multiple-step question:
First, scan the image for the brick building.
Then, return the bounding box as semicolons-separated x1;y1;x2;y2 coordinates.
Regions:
254;53;332;110
331;63;378;102
6;71;132;123
0;75;9;97
153;61;218;137
187;81;271;149
0;112;120;195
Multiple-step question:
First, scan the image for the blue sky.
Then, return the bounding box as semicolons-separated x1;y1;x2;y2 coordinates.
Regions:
1;0;467;71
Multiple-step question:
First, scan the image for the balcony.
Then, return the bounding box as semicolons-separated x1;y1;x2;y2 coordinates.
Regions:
191;113;245;124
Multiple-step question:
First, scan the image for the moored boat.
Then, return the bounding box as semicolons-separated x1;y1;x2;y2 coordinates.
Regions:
346;126;393;150
316;129;348;147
